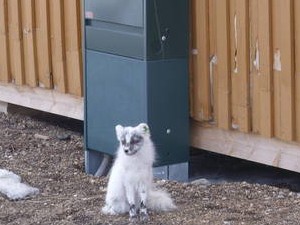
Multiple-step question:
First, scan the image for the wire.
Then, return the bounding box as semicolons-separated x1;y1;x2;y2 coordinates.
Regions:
153;0;165;58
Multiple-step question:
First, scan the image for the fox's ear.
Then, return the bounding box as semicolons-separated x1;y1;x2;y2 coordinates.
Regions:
137;123;150;136
115;125;124;140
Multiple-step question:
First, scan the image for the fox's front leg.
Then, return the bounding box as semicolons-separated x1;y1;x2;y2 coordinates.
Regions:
125;187;137;221
139;187;149;221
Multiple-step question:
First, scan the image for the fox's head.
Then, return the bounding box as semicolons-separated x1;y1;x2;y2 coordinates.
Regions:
115;123;150;156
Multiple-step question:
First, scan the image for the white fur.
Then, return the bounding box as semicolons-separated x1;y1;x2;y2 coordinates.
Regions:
102;123;176;215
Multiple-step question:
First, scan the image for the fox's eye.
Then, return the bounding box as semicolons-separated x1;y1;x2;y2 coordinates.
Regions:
130;135;142;145
121;138;126;145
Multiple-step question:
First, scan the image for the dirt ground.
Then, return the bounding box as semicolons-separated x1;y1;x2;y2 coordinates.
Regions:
1;111;300;225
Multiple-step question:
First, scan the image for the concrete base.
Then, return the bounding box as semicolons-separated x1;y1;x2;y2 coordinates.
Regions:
0;101;8;113
153;162;189;182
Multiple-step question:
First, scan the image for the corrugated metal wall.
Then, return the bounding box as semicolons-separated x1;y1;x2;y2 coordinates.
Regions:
0;0;82;96
190;0;300;143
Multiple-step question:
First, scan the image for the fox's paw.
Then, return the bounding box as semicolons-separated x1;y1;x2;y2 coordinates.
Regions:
101;205;117;215
140;212;149;221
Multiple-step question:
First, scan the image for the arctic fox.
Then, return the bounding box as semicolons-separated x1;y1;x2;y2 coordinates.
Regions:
102;123;176;221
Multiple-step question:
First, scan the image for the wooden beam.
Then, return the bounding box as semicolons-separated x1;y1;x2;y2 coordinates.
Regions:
249;0;273;137
272;0;295;141
0;0;10;82
64;0;83;97
208;0;218;122
35;0;52;89
249;0;260;134
190;0;211;121
257;0;273;138
49;0;67;93
295;0;300;142
229;0;251;132
215;0;231;130
21;0;38;87
8;0;25;85
0;82;83;120
191;121;300;173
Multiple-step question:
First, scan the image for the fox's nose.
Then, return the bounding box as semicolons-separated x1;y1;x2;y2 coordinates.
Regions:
124;146;130;153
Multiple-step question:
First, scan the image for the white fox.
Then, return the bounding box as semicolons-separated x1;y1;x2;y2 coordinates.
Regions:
102;123;176;221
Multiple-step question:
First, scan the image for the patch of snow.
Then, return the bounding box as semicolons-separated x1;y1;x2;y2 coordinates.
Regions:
0;169;39;200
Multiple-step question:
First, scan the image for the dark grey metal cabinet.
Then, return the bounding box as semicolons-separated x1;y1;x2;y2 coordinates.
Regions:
84;0;189;181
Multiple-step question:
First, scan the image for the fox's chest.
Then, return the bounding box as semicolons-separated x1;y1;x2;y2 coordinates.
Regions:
122;163;152;184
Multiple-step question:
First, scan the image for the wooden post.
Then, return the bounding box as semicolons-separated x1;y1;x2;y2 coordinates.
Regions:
8;0;25;85
49;0;67;93
35;0;52;89
64;0;83;96
0;0;10;82
215;0;231;130
190;0;211;121
229;0;250;133
295;0;300;142
21;0;38;87
249;0;273;137
272;0;295;141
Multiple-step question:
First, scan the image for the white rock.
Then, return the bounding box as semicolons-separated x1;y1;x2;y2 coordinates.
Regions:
191;178;211;186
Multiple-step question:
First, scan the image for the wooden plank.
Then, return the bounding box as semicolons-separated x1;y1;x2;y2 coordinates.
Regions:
295;0;300;142
64;0;83;96
21;0;37;87
272;0;295;141
8;0;25;85
215;0;231;130
35;0;52;89
249;0;273;137
190;0;211;121
191;121;300;174
249;0;260;134
0;0;10;82
208;0;217;122
229;0;250;133
257;0;273;138
0;82;83;120
49;0;67;93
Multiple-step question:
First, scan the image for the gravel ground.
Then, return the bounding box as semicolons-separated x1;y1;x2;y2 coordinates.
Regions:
1;111;300;225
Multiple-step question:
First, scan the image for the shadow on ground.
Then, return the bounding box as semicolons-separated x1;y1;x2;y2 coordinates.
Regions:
189;148;300;192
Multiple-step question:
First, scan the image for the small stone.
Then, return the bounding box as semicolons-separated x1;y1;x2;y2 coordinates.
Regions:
57;134;71;141
34;134;50;140
191;178;211;186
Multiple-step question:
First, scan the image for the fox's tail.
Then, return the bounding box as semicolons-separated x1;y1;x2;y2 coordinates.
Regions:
147;188;177;211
